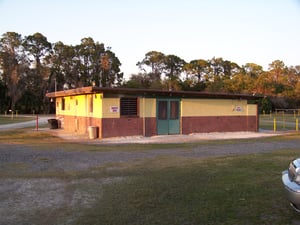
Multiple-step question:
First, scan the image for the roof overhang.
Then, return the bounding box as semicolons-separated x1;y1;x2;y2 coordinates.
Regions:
46;86;262;101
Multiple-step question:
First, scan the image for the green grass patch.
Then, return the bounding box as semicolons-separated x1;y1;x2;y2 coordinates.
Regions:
0;129;63;145
0;115;35;125
74;152;299;225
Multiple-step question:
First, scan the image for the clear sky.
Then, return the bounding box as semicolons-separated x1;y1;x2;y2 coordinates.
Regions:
0;0;299;78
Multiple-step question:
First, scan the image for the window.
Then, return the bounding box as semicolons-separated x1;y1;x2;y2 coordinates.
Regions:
170;101;179;119
158;101;167;120
61;98;65;110
120;97;138;116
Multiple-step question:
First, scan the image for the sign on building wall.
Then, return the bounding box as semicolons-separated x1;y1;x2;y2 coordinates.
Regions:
110;106;119;113
234;105;243;112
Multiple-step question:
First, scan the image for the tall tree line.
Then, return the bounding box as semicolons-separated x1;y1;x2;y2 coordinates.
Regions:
0;32;123;113
1;32;299;114
126;51;300;110
129;51;300;96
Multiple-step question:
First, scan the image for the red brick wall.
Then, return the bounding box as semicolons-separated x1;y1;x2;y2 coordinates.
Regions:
58;115;258;138
182;116;258;134
102;117;143;138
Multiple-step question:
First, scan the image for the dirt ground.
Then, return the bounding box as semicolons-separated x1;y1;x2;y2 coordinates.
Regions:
54;128;282;144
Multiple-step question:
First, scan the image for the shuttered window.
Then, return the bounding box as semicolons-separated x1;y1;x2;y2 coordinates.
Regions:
120;97;138;116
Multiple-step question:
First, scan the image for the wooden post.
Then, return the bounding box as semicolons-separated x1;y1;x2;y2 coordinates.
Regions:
274;117;276;133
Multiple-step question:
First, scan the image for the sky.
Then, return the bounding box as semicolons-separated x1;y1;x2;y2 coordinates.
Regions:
0;0;299;79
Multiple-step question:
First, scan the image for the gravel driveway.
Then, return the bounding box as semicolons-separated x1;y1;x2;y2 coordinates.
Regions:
1;130;299;225
1;135;299;172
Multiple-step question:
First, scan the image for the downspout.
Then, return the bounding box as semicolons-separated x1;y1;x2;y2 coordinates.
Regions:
143;96;146;137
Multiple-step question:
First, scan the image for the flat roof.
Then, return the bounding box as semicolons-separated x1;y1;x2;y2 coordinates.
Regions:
46;86;261;100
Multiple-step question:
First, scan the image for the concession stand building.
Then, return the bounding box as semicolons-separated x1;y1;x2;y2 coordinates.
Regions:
46;87;260;139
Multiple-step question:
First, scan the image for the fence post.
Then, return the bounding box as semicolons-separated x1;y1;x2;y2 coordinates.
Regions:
274;117;276;132
296;118;299;132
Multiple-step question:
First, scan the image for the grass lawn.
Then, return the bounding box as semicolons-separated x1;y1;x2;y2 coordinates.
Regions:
2;130;300;224
74;151;299;225
0;115;35;125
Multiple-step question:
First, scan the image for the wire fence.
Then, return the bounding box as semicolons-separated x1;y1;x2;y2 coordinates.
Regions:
260;110;300;132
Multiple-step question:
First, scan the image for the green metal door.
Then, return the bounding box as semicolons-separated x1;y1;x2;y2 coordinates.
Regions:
157;99;180;135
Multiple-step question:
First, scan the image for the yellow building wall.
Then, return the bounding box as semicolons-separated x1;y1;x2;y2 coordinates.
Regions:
55;98;61;115
75;95;87;117
56;94;103;118
102;98;120;118
182;99;256;117
247;104;257;115
140;98;156;117
56;96;257;118
93;93;103;118
85;93;103;118
56;96;73;116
